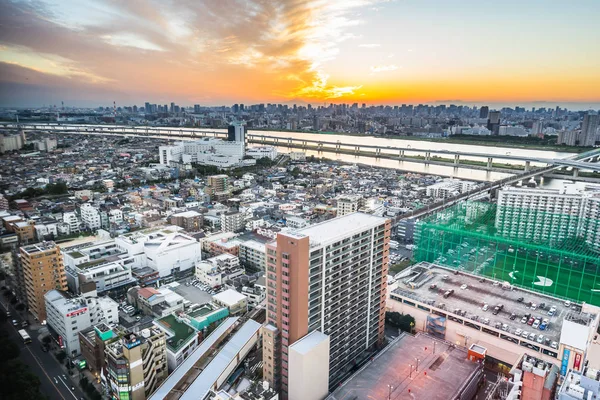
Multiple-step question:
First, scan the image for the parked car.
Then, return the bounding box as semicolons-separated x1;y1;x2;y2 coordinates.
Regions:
482;304;489;312
515;328;523;336
522;330;529;338
528;333;536;341
521;316;528;324
548;306;557;316
537;335;544;344
527;317;535;325
551;341;558;349
539;318;549;330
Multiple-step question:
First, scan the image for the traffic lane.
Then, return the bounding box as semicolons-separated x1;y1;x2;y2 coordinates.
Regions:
1;301;83;400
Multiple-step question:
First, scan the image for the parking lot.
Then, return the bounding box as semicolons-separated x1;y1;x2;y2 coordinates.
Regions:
393;263;580;353
168;279;218;305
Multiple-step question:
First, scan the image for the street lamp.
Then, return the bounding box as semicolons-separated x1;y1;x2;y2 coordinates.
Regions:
415;358;420;372
388;384;394;400
409;364;414;378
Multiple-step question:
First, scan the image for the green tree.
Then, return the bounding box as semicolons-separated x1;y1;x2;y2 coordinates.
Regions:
385;312;416;333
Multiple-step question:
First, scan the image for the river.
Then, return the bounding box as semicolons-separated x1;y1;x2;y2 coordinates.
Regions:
22;123;576;182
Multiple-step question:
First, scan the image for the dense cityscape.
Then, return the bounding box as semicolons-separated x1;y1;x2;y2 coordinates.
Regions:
1;1;600;400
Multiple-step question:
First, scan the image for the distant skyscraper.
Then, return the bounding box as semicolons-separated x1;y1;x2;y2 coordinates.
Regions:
232;104;239;113
487;111;501;135
193;104;200;113
170;102;175;113
144;102;151;113
262;213;390;396
479;106;489;119
581;113;599;146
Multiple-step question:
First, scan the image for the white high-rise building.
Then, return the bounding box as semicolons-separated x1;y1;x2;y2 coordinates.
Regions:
336;195;364;216
496;185;600;251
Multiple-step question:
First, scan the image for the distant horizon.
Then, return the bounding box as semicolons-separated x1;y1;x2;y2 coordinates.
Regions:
2;100;600;112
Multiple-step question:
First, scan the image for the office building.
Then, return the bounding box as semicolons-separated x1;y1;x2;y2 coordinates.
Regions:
153;314;201;372
105;328;168;400
581;113;599;147
479;106;489;119
79;324;114;375
21;241;67;322
558;130;580;146
227;122;246;152
262;213;390;396
487;110;501;135
44;289;119;357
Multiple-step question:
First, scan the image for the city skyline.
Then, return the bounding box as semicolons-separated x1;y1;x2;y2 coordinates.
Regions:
1;0;600;108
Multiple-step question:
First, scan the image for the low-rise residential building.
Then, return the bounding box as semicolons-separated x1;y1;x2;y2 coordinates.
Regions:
195;253;244;288
212;289;248;316
238;239;266;271
154;314;201;372
169;210;203;232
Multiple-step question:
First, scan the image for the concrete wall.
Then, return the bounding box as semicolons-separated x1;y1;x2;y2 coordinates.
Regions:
288;332;330;400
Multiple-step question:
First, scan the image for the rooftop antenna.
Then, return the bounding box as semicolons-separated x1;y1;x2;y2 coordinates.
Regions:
113;101;117;118
61;101;64;110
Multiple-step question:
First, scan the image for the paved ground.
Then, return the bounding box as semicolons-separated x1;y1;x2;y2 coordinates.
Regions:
170;281;214;305
1;297;87;400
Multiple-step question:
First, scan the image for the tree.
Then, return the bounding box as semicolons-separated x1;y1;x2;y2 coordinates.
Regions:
385;312;416;333
0;333;46;400
56;350;67;363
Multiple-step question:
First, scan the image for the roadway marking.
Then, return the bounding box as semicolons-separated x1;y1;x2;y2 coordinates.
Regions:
0;301;67;400
533;276;553;287
58;376;78;400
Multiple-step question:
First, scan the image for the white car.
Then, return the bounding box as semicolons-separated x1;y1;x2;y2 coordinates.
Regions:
548;306;557;316
551;341;558;349
460;284;468;290
564;301;572;307
482;304;489;311
522;330;529;338
515;328;523;336
536;335;544;344
532;319;540;329
530;303;537;310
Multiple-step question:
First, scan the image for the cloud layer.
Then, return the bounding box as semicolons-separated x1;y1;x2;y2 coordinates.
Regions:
0;0;385;106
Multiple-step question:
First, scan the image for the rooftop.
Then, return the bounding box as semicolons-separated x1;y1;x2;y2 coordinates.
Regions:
289;212;388;246
155;314;197;352
327;334;481;400
213;289;247;306
391;263;582;349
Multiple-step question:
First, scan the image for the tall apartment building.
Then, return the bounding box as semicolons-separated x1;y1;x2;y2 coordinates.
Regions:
496;186;600;251
262;213;390;397
207;174;229;193
336;195;364;217
21;241;67;322
581;113;599;147
105;328;168;400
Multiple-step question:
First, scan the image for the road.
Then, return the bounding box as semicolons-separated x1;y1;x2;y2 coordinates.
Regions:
1;298;86;400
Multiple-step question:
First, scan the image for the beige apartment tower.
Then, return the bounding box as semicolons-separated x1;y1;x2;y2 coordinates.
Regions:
262;212;390;398
21;241;67;322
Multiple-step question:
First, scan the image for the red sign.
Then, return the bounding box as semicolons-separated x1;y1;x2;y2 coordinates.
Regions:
58;335;64;348
574;353;582;370
66;307;88;317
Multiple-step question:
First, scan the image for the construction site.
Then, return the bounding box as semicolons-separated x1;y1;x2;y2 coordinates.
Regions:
413;201;600;306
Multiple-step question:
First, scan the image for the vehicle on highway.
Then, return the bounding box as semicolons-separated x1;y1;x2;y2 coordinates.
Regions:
18;329;32;344
12;319;19;326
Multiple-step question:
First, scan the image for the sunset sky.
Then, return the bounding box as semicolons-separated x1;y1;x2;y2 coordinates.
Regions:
1;0;599;108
